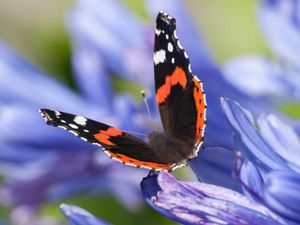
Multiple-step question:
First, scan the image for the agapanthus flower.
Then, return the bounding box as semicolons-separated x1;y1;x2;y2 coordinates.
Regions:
141;172;286;225
221;97;300;223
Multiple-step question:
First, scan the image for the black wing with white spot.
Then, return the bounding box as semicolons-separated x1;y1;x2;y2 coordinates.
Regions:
154;12;206;150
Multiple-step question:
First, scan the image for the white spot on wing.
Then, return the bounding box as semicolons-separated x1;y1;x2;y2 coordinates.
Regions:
58;125;67;131
155;29;161;35
80;137;88;142
83;129;89;133
166;34;169;39
177;40;183;49
74;116;87;126
174;30;178;39
55;111;61;117
171;58;175;64
168;42;173;52
69;124;79;129
93;143;102;147
188;64;192;73
184;52;188;58
154;49;166;65
69;130;78;136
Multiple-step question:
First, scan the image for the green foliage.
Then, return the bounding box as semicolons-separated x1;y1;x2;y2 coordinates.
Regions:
188;0;270;63
279;103;300;119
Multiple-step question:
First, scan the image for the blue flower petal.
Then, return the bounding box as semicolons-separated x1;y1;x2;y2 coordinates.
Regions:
223;55;300;100
258;0;300;68
1;152;144;209
240;159;265;201
190;147;242;192
221;98;287;171
257;114;300;172
71;44;113;109
141;172;286;225
264;170;300;223
67;0;152;85
0;41;96;111
60;204;111;225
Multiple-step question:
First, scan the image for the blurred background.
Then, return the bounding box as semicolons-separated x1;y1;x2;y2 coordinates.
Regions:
0;0;268;83
0;0;289;224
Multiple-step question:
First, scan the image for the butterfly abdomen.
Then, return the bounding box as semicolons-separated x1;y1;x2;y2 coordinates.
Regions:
148;132;191;164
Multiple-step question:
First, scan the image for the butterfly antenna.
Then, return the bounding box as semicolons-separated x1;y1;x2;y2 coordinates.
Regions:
141;90;155;131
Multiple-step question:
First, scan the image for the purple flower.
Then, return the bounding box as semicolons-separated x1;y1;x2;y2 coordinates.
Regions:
141;172;286;225
60;204;111;225
222;98;300;223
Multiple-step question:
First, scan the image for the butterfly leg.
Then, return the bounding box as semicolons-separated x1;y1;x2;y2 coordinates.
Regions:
146;169;156;177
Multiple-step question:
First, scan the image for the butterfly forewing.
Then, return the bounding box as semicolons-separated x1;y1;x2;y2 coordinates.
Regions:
154;12;206;149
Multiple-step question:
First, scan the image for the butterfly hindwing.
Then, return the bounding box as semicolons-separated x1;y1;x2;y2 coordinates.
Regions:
39;109;173;170
154;12;206;152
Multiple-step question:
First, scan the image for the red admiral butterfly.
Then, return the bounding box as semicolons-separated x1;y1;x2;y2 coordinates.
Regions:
40;12;206;171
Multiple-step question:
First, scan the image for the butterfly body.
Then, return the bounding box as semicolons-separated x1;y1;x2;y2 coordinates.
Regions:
148;132;192;164
40;12;206;171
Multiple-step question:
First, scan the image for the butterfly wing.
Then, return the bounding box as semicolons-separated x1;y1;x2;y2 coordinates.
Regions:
154;12;206;153
39;109;173;170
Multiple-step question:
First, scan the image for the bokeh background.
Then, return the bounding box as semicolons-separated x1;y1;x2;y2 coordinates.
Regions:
0;0;268;83
0;0;295;224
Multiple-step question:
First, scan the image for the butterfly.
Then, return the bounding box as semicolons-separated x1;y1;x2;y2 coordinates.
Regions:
40;11;206;171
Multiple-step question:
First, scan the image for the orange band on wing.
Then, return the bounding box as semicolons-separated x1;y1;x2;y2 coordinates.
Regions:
156;67;187;105
193;77;206;141
106;151;173;170
94;127;123;146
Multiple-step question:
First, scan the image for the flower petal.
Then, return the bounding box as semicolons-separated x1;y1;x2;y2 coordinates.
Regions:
141;172;285;225
257;114;300;172
67;0;152;85
223;55;300;100
71;43;113;109
239;159;265;201
258;0;300;68
264;170;300;223
60;204;111;225
0;41;94;110
221;98;287;171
